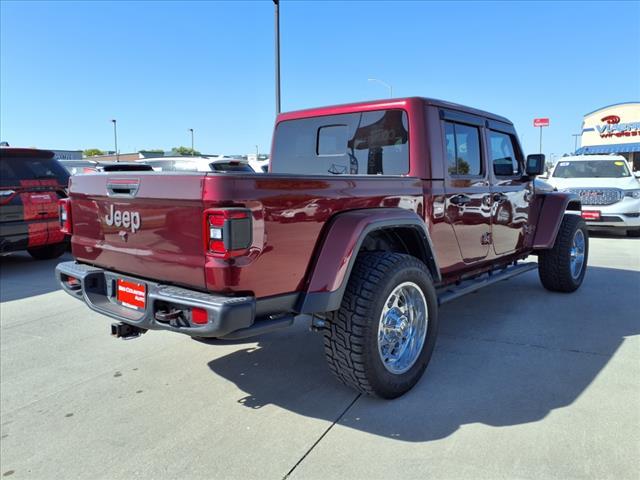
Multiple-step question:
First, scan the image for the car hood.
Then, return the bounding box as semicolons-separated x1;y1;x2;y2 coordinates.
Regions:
546;176;640;191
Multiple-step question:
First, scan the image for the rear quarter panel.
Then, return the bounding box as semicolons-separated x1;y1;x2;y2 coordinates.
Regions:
202;174;423;297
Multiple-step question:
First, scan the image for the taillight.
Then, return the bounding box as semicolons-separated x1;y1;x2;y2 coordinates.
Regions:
204;208;252;258
59;198;72;234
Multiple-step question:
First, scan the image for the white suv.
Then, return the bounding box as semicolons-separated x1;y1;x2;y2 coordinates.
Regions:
546;155;640;237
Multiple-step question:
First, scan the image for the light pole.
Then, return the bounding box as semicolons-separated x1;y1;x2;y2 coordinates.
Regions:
368;78;393;98
111;119;118;162
189;128;194;156
572;133;581;154
255;145;259;157
273;0;281;115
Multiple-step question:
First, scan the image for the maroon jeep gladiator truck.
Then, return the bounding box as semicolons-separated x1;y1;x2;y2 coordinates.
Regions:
56;97;587;398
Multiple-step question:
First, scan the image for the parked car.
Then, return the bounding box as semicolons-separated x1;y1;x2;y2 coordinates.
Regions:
59;159;153;175
144;156;254;173
248;158;269;173
57;97;586;398
0;147;69;259
545;155;640;237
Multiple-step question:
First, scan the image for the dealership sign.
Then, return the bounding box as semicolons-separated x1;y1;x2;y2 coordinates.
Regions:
533;118;550;127
595;115;640;138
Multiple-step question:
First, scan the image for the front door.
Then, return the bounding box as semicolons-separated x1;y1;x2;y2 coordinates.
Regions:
442;113;492;264
486;126;532;255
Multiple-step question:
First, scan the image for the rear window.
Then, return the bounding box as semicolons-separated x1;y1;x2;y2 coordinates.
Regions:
0;157;69;187
210;162;254;172
272;109;409;175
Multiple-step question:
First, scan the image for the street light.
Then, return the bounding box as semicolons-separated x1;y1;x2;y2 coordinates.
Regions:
368;78;393;98
189;128;195;156
111;119;118;162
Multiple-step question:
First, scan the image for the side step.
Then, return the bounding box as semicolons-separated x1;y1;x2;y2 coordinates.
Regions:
437;262;537;305
220;314;295;340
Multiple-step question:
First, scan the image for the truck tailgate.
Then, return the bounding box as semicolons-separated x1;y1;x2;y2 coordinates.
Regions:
69;173;207;289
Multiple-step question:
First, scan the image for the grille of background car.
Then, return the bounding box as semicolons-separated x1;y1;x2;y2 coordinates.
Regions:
564;188;624;206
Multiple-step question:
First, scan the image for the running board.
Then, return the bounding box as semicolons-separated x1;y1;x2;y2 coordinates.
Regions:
437;262;537;305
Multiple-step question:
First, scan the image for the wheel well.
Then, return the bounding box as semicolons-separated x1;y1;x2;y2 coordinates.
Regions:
359;227;440;281
567;200;581;212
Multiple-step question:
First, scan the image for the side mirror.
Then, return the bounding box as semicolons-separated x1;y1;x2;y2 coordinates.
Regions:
526;154;545;176
634;171;640;179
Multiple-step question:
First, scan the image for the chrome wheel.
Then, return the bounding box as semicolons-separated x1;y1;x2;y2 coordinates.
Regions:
570;229;586;279
377;281;428;375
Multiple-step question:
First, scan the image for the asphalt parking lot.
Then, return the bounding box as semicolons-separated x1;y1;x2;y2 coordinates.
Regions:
1;234;639;480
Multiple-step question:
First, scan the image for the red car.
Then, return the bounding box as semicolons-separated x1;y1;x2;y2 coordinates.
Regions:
0;147;69;259
57;97;586;398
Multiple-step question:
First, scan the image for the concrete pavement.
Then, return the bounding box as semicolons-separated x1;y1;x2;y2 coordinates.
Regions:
1;234;639;479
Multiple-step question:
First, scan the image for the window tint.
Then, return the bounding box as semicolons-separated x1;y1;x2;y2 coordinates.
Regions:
444;122;482;176
488;131;521;176
210;162;254;172
0;157;69;186
317;125;348;156
272;109;409;175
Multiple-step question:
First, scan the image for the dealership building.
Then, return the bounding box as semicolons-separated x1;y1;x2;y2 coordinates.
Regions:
576;102;640;171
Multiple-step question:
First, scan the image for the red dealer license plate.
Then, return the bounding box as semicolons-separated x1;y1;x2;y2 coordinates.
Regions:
116;278;146;310
581;211;601;221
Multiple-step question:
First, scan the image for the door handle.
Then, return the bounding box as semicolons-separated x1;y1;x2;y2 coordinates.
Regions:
450;194;471;206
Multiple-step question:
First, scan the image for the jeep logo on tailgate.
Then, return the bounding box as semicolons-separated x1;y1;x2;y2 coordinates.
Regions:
105;204;141;233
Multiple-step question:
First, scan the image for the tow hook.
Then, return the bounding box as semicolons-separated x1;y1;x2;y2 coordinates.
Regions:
111;322;147;339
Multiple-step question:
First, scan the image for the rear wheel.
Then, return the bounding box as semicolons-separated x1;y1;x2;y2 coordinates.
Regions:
538;214;588;292
627;228;640;238
27;243;67;260
322;252;438;399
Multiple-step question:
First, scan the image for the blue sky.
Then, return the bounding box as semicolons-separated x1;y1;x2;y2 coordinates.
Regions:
1;0;639;159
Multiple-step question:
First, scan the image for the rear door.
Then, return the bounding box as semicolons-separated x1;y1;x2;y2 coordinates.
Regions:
441;110;492;264
486;122;532;255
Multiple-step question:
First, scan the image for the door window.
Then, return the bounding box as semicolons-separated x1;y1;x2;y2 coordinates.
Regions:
488;131;522;176
444;122;482;176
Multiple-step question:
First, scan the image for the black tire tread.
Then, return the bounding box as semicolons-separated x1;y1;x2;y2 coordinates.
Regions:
538;214;587;292
322;252;432;396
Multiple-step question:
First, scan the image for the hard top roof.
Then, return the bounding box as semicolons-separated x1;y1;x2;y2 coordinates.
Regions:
277;97;513;125
0;147;55;159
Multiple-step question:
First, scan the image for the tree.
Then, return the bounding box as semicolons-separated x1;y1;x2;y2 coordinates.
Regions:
171;146;201;156
83;148;105;157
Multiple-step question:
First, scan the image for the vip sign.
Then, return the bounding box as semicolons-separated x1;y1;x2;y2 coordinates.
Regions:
595;115;640;138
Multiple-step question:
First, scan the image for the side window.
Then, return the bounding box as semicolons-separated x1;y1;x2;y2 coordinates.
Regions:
488;130;522;176
444;121;482;176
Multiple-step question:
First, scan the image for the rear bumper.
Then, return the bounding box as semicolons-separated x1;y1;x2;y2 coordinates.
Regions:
55;261;256;338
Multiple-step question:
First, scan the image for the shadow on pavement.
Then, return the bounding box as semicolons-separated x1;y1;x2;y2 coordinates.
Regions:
0;252;70;302
207;265;639;442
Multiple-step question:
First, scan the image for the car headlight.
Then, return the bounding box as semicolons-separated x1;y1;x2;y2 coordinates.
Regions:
625;189;640;199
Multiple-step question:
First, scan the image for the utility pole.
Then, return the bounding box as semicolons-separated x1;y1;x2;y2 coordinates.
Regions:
255;144;259;157
189;128;195;156
111;119;119;162
572;133;581;154
273;0;281;115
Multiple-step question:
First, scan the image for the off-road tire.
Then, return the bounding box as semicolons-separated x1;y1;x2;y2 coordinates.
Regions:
627;228;640;238
322;252;438;399
538;214;588;292
27;243;67;260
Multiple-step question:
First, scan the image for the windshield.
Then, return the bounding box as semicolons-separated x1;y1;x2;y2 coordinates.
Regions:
553;160;631;178
210;162;254;172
